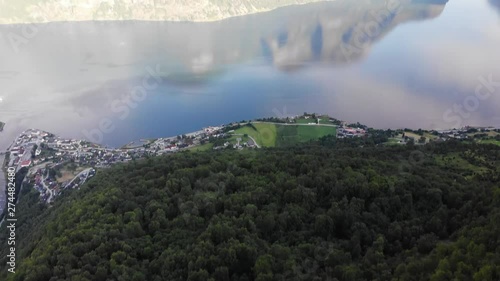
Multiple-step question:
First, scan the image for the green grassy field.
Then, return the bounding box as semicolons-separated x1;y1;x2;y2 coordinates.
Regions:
317;115;333;125
254;123;277;146
435;152;489;178
188;143;214;152
384;138;403;146
234;123;277;147
297;125;336;141
234;123;336;147
276;125;299;146
425;132;439;139
295;118;314;124
468;131;500;138
477;139;500;146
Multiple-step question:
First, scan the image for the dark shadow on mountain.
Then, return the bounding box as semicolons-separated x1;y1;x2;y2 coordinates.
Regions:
260;0;448;70
0;0;448;85
489;0;500;13
311;24;323;59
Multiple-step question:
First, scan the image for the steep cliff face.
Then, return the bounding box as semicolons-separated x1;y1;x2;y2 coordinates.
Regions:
0;0;332;24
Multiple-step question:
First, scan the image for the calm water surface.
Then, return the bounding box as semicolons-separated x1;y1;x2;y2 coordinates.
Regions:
0;0;499;149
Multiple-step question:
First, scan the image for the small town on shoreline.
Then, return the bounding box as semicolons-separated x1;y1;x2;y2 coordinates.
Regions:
1;113;500;206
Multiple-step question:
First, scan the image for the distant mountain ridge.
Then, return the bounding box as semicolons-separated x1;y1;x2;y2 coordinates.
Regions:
0;0;333;24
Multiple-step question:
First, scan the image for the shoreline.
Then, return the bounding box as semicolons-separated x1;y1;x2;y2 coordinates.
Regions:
1;119;498;206
3;122;500;152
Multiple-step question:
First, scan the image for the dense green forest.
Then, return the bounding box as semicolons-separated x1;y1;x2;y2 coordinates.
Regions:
0;139;499;281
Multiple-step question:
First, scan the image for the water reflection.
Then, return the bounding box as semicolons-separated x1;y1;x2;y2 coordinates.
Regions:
0;0;448;81
0;0;499;149
261;0;447;68
490;0;500;13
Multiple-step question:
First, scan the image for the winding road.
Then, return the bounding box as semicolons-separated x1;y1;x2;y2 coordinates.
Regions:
231;134;261;148
64;168;94;189
41;172;54;203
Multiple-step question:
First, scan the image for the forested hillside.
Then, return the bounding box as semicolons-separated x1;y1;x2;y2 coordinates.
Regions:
1;140;499;281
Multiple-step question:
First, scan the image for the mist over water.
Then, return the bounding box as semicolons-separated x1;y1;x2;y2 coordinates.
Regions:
0;0;499;149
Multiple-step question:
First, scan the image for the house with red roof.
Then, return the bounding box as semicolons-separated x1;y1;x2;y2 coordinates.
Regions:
20;160;32;167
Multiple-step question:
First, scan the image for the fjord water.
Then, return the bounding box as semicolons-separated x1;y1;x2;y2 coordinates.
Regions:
0;0;499;149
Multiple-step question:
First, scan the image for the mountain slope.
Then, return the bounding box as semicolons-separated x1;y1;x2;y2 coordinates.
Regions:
0;0;332;24
1;141;499;280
